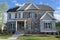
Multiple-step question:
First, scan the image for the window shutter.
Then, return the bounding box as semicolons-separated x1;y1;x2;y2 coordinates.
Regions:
15;13;17;18
9;13;11;19
35;14;37;18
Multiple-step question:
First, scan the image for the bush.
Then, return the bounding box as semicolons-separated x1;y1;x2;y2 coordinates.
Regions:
0;29;13;35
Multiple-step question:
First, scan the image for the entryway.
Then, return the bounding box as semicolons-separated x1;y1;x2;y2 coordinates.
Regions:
15;20;26;33
17;21;24;31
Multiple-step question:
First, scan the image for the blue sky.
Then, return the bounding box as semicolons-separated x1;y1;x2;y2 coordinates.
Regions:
0;0;60;10
0;0;60;21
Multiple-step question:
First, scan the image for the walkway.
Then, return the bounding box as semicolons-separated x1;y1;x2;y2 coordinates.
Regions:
8;31;24;40
0;33;24;40
0;31;24;40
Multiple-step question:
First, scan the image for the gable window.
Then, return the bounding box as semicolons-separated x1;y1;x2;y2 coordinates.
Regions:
44;22;52;29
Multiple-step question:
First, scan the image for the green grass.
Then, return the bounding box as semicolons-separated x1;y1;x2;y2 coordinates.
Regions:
17;34;60;40
0;34;11;39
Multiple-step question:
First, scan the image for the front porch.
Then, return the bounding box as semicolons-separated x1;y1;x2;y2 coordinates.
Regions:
15;20;26;32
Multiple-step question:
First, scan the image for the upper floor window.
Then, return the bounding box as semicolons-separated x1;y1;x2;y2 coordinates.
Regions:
19;12;23;18
19;13;21;18
30;13;35;18
11;13;15;19
44;22;52;29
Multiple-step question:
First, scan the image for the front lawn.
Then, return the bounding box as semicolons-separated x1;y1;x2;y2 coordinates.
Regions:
0;32;12;39
0;34;11;39
17;34;60;40
0;30;13;39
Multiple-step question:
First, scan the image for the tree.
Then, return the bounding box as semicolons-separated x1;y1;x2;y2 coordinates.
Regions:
0;3;7;32
56;22;60;30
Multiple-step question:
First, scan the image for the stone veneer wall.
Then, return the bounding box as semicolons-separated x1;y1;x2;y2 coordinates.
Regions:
26;19;40;34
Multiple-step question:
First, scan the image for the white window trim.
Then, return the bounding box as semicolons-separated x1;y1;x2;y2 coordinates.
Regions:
21;12;23;18
44;22;52;29
11;13;15;19
18;12;23;18
30;13;35;18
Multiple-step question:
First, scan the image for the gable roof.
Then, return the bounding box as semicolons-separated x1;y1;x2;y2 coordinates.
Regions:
17;2;30;11
40;11;56;20
37;5;54;11
7;2;54;12
25;3;39;10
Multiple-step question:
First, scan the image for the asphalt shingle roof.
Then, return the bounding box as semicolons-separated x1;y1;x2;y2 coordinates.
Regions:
7;2;54;12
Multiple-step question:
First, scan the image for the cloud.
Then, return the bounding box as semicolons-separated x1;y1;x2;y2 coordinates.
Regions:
15;3;23;6
10;0;23;6
15;3;20;6
54;13;60;21
56;7;60;10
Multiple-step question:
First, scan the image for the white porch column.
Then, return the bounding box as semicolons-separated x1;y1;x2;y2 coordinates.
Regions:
24;20;26;29
16;21;17;32
24;20;26;33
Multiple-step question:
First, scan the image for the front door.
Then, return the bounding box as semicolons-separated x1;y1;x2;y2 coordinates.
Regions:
17;21;24;31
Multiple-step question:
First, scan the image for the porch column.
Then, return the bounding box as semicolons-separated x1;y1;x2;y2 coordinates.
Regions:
16;21;17;32
24;20;26;33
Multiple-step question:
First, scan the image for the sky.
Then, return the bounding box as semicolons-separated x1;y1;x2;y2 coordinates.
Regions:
0;0;60;21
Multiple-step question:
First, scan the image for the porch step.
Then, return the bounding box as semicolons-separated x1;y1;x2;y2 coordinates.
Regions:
15;30;24;34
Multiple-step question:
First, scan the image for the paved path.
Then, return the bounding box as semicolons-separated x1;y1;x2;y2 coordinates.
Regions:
8;33;24;40
8;31;24;40
0;39;7;40
0;34;24;40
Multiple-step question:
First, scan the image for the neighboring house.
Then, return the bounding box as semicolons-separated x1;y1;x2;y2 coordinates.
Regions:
7;2;56;34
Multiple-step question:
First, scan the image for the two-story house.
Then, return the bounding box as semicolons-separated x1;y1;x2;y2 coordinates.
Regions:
7;2;56;34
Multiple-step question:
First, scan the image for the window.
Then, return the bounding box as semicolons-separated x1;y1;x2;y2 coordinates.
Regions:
11;13;15;19
10;23;15;30
21;12;23;18
19;12;23;18
30;13;35;18
9;23;12;30
19;13;21;18
15;13;17;18
35;14;37;18
44;23;52;29
12;23;15;30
